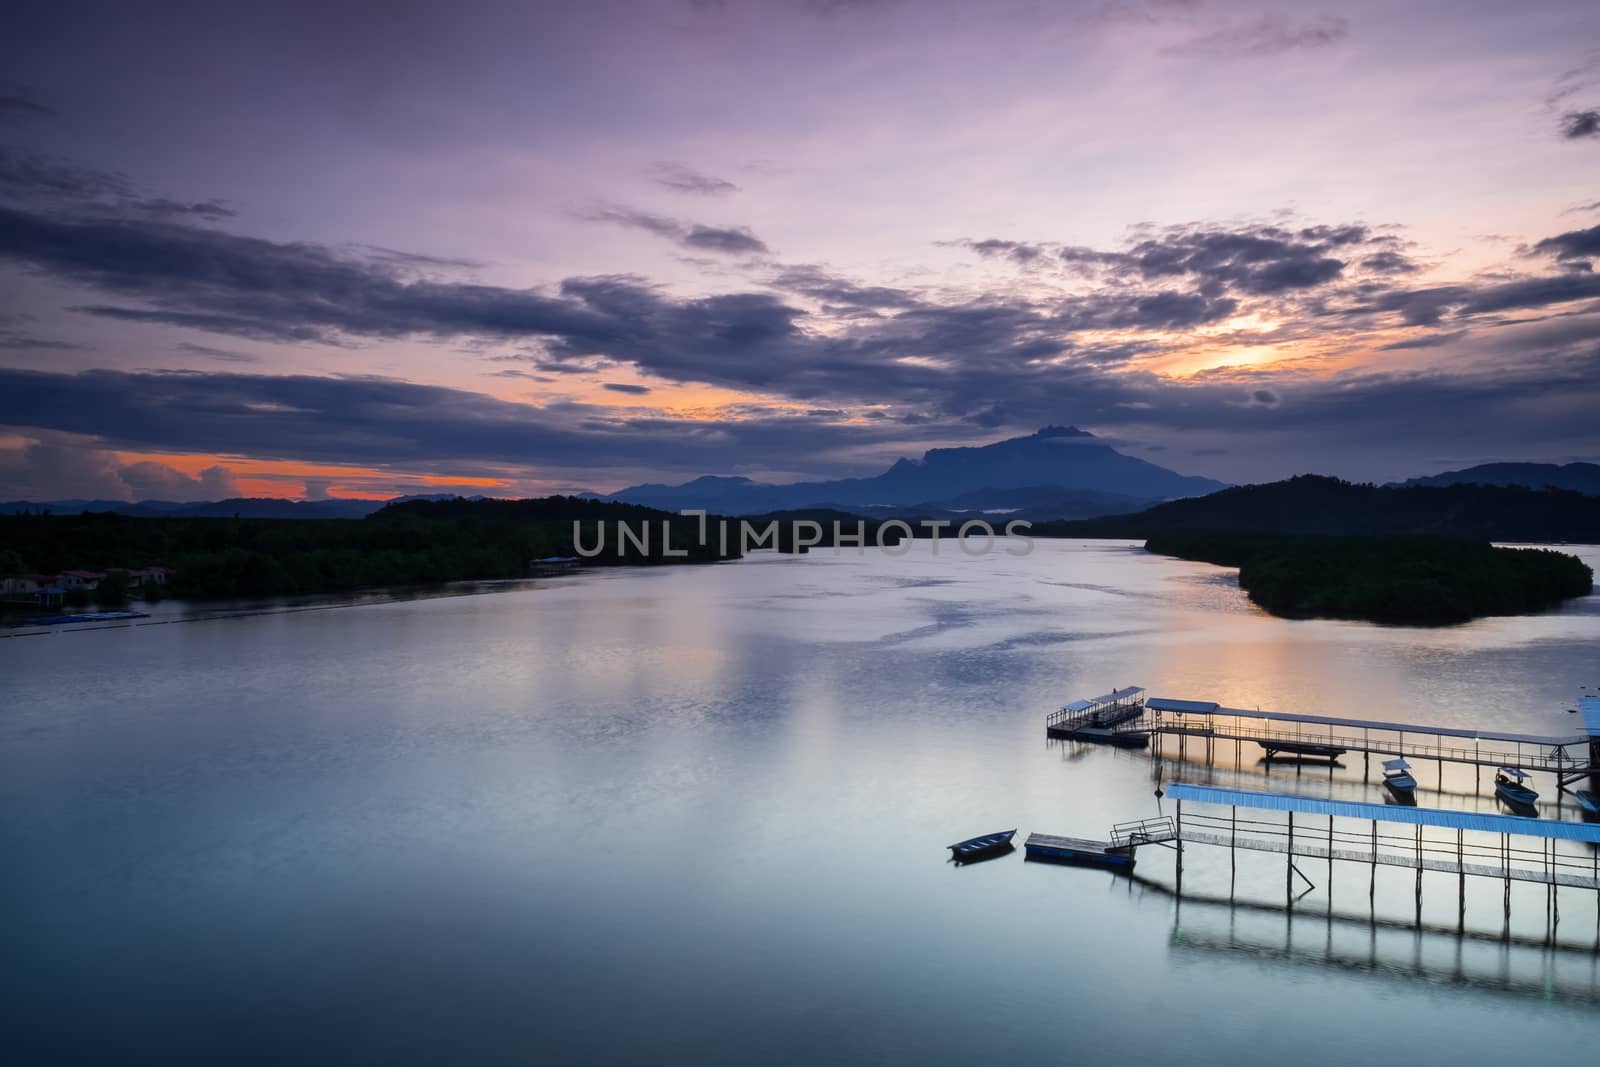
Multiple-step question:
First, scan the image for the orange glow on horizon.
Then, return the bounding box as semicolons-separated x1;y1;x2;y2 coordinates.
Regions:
111;450;513;500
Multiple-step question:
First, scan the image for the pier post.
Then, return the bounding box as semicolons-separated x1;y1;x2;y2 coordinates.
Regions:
1175;799;1184;898
1369;820;1377;905
1287;811;1295;907
1229;805;1236;900
1457;829;1465;929
1414;825;1427;921
1502;833;1511;920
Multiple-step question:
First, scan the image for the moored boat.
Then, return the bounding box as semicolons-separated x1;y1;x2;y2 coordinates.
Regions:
1493;767;1539;808
1381;757;1417;800
948;829;1016;863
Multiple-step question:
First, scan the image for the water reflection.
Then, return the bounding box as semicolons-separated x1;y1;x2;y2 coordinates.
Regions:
1168;897;1600;1007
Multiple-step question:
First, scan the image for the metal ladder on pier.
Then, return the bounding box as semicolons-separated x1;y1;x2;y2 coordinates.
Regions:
1109;816;1177;849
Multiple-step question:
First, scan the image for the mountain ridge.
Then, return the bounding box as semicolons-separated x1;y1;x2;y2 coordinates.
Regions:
1397;461;1600;494
598;427;1228;516
1039;474;1600;542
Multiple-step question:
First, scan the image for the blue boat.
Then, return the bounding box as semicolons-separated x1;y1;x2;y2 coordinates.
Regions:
25;610;150;626
948;829;1016;863
1381;757;1417;801
1494;767;1539;809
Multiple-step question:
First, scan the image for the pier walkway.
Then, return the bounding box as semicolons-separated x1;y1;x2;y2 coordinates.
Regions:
1048;689;1598;788
1167;784;1600;892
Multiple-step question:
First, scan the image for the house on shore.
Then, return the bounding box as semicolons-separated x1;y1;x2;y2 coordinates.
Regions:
57;569;106;590
1;575;66;606
3;565;173;607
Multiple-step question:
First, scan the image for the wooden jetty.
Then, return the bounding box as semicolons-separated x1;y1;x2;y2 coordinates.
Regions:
1047;689;1599;794
1035;689;1600;933
1045;687;1150;745
1163;784;1600;927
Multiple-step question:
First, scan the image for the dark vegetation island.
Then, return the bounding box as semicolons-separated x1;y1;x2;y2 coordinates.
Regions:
1144;532;1593;626
1034;474;1600;541
0;498;907;602
1036;475;1597;625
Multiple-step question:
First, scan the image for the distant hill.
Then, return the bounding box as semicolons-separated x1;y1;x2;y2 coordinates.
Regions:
1040;474;1600;543
1398;462;1600;495
601;427;1226;514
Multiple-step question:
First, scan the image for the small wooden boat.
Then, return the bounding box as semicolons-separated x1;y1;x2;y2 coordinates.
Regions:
1494;767;1539;808
1381;757;1417;800
948;829;1016;863
1574;790;1599;815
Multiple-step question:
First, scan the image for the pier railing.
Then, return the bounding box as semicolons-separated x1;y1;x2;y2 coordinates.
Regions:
1110;816;1177;848
1135;713;1585;771
1177;810;1600;889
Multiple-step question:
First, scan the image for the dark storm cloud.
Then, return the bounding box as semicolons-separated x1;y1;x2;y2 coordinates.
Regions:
3;349;1596;485
1360;251;1419;273
952;222;1395;297
0;368;958;481
0;312;82;352
1532;223;1600;265
174;341;260;363
799;0;901;16
0;91;54;119
680;223;768;255
1162;14;1349;59
1119;224;1360;294
0;149;236;220
586;205;770;255
687;0;904;16
1100;290;1237;329
767;264;923;309
1560;110;1599;139
1378;330;1467;351
1354;271;1600;327
0;150;132;202
650;162;738;196
360;245;484;271
4;196;1600;436
943;238;1052;265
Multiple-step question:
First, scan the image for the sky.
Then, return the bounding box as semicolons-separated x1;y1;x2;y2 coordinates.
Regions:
1;0;1598;501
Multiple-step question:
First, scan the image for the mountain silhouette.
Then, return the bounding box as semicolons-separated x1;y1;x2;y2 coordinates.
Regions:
600;427;1228;515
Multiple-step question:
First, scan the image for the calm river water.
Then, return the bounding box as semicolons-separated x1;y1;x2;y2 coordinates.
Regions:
4;540;1599;1063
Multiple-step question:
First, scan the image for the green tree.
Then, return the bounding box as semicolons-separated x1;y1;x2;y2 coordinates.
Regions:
94;572;130;605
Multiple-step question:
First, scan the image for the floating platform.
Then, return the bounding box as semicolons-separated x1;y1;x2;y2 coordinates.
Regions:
24;610;150;625
1054;726;1150;748
1023;833;1136;869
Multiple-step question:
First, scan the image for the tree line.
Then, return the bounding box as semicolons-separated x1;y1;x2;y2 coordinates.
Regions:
1145;530;1594;625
